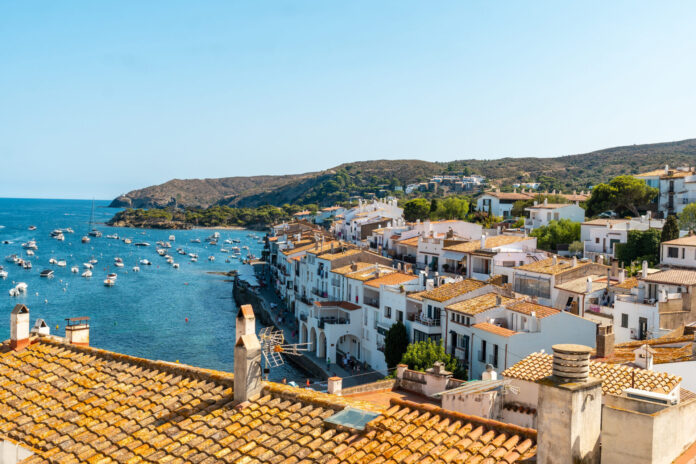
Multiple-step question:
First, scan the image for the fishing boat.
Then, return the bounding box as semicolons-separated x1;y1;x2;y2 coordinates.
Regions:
40;269;54;278
103;278;115;287
81;270;92;278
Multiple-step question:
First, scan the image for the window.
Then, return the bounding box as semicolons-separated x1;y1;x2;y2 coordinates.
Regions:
668;247;679;258
479;339;487;362
396;310;403;323
621;313;629;328
492;344;499;368
514;276;551;299
384;306;392;319
595;238;600;244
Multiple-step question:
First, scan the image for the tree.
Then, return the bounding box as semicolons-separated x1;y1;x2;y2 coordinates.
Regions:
568;241;584;256
530;219;581;251
680;203;696;232
615;229;660;266
403;198;431;222
437;197;469;220
662;215;679;242
430;198;440;214
400;339;466;379
384;321;409;369
586;176;658;216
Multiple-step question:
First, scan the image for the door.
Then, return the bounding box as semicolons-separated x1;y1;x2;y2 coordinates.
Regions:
450;331;457;356
639;317;648;340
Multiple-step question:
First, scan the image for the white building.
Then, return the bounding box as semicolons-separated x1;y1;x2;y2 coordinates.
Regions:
581;216;664;259
524;200;585;232
661;234;696;269
332;199;403;245
477;191;533;218
634;165;696;217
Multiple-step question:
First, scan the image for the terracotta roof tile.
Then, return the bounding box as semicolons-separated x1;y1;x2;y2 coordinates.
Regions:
641;269;696;286
514;257;592;275
446;293;513;316
502;352;681;395
443;236;531;253
612;277;638;290
420;280;487;303
331;262;374;276
662;235;696;247
472;323;517;338
0;338;538;463
482;192;534;201
505;301;559;319
396;237;420;247
365;273;418;288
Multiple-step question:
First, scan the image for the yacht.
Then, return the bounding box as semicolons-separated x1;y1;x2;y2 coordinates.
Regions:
163;242;172;248
114;257;123;264
15;258;24;267
65;227;74;234
28;226;36;231
188;253;198;259
15;282;27;292
22;241;38;250
83;262;93;269
106;234;119;240
220;248;229;253
26;250;34;256
224;239;233;244
49;258;57;265
177;249;186;255
2;240;11;244
89;259;98;264
134;242;150;247
55;233;65;241
190;257;198;263
50;229;63;238
40;269;54;278
0;269;7;279
190;238;201;243
103;278;115;287
81;270;92;278
114;261;124;268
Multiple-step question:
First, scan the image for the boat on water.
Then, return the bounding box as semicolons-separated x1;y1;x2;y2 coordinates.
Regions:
132;266;140;272
188;253;198;259
103;278;115;287
89;259;98;264
81;270;92;278
87;199;102;237
26;250;34;256
65;227;74;234
28;226;36;231
232;239;240;243
40;269;54;278
55;233;65;241
169;235;175;241
172;263;179;269
81;236;90;244
2;240;11;244
71;266;79;273
107;273;117;280
83;263;93;269
22;241;38;250
123;238;132;244
106;234;119;240
190;238;201;243
57;260;67;267
139;259;151;265
49;258;57;265
0;269;7;279
177;249;186;255
22;261;32;270
50;229;63;237
190;257;197;262
134;242;150;247
220;248;229;253
208;255;215;261
15;258;24;266
206;232;220;242
115;261;124;268
157;249;166;256
224;239;233;244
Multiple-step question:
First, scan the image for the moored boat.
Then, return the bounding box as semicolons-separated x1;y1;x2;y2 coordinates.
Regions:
40;269;54;278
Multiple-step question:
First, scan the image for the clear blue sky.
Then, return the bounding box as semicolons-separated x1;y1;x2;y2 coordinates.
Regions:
1;1;695;199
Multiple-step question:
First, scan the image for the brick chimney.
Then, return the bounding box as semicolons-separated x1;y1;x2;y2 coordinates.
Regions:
234;306;262;404
10;304;30;351
537;344;602;464
596;325;614;358
65;317;90;346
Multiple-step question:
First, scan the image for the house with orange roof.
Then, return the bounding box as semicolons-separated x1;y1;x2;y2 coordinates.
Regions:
315;205;346;224
524;198;585;232
477;189;535;218
444;295;596;381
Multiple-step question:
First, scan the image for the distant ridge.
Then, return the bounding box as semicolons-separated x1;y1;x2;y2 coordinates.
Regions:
110;138;696;209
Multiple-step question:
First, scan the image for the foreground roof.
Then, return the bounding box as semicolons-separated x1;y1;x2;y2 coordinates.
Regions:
446;293;513;316
0;338;538;463
502;352;681;396
505;301;559;319
641;269;696;286
420;279;487;303
514;257;592;275
663;235;696;247
443;236;531;253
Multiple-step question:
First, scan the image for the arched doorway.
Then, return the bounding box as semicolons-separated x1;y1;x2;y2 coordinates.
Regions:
309;327;317;354
318;331;327;360
300;323;308;345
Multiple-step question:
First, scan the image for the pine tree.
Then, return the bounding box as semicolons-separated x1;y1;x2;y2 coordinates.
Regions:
662;215;679;242
384;321;409;369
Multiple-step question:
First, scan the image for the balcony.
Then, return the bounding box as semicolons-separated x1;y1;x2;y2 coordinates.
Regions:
299;313;308;322
412;315;441;327
319;316;349;329
364;297;380;308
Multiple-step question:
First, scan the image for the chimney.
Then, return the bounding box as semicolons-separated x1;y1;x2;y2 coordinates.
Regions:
665;164;669;175
619;269;626;283
634;345;654;370
480;234;486;249
642;260;648;279
65;317;90;346
596;325;615;358
234;307;262;404
537;344;602;464
396;363;408;380
10;304;30;351
495;294;502;306
327;376;342;395
544;197;548;206
351;261;358;272
586;276;593;294
552;255;558;266
572;256;577;267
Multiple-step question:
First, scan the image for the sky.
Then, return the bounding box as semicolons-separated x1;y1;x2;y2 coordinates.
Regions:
1;1;695;199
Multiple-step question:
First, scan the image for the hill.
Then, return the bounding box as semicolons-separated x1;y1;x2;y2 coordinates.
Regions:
110;138;696;209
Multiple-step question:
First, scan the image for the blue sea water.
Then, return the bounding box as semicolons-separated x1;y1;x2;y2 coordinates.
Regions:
0;198;303;381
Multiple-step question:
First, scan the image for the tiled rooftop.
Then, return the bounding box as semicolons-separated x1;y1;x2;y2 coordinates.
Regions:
331;262;374;276
317;248;362;261
281;241;320;256
472;322;518;338
343;265;396;282
420;279;487;303
364;272;418;288
612;277;638;290
482;192;534;201
0;338;539;463
396;236;419;247
446;293;513;316
525;203;574;210
641;269;696;286
502;352;682;396
662;235;696;247
514;257;592;275
505;301;559;319
443;236;531;253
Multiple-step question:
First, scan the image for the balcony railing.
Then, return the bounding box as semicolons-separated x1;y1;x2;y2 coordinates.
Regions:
414;316;441;327
319;316;349;329
364;297;379;308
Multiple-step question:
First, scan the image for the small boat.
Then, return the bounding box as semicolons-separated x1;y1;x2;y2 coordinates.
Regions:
49;258;57;265
15;258;24;266
81;270;92;278
190;257;197;262
163;242;172;248
220;248;229;253
22;241;38;250
106;234;119;239
40;269;54;278
23;261;32;270
81;236;90;244
178;249;186;255
8;288;18;297
114;262;124;268
103;278;115;287
172;263;179;269
114;257;123;263
208;256;215;262
107;273;117;280
0;269;7;278
232;239;240;243
209;240;218;246
26;250;34;256
123;238;132;244
57;260;67;267
166;257;174;264
50;229;63;237
139;259;151;266
83;263;93;269
16;282;27;292
169;235;175;241
190;238;201;243
65;227;74;234
2;240;11;244
157;249;166;256
206;232;220;242
132;266;140;272
71;266;79;273
28;225;36;231
188;253;198;259
89;259;98;264
134;242;150;247
224;239;233;244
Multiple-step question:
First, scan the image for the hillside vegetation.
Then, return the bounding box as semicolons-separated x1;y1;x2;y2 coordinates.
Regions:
110;138;696;209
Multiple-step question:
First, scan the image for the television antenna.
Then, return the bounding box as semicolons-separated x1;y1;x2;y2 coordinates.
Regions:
258;326;312;378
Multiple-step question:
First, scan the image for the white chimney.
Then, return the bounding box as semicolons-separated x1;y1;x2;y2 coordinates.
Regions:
480;234;486;249
544;197;548;206
572;256;577;267
10;304;30;351
327;376;343;395
65;317;90;346
396;364;408;379
31;318;50;336
234;306;262;404
642;260;648;279
665;164;669;174
586;276;593;294
537;344;602;464
552;256;558;266
633;345;654;370
619;269;626;283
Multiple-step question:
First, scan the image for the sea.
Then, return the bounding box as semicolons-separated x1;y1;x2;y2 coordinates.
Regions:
0;198;304;382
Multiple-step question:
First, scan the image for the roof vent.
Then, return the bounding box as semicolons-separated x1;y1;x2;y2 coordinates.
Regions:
324;407;381;432
551;344;592;382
